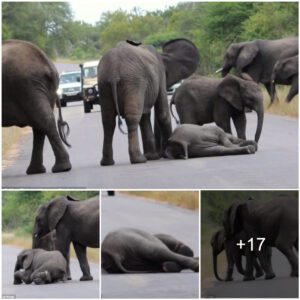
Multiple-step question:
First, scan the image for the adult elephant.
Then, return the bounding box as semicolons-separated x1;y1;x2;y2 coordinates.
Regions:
14;249;67;285
170;74;264;142
211;229;266;281
98;38;199;165
101;228;198;273
270;55;298;103
2;39;71;174
223;197;298;281
218;37;298;99
32;195;99;281
165;124;257;159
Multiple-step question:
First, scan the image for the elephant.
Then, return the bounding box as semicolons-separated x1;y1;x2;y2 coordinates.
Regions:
218;37;298;100
165;124;257;159
14;249;67;285
98;38;199;165
101;228;198;273
32;195;99;281
223;197;298;281
2;39;71;175
270;55;298;103
170;74;264;142
211;228;267;281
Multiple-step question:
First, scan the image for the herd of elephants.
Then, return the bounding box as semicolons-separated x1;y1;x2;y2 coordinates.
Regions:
2;34;298;292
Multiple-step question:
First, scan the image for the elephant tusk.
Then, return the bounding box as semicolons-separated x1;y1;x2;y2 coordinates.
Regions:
215;68;223;74
34;233;38;238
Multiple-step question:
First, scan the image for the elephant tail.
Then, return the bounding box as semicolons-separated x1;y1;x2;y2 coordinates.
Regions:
169;94;180;124
56;96;71;147
110;80;126;134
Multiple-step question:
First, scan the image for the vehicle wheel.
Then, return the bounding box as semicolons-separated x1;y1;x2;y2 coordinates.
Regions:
61;100;67;107
84;101;91;113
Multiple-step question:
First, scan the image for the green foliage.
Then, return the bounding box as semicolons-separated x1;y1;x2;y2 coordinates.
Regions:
2;191;98;234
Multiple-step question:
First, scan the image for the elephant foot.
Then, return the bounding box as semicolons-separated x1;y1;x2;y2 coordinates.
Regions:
265;273;276;280
177;245;194;257
101;157;115;166
52;161;72;173
225;277;233;281
13;279;22;285
33;278;45;285
255;270;264;278
291;270;298;277
67;276;72;280
162;262;182;273
80;275;93;281
243;275;255;281
26;164;46;175
130;154;147;164
246;145;256;154
144;152;160;160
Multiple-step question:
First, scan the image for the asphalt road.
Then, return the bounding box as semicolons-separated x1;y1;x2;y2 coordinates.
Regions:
101;192;199;298
3;100;298;188
202;248;298;298
2;245;99;299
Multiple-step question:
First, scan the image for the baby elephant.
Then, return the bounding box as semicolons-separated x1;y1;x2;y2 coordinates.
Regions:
165;124;257;159
14;249;67;285
101;228;198;273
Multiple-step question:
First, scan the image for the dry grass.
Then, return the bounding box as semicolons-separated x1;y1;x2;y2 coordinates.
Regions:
121;191;199;210
2;232;99;263
263;85;298;118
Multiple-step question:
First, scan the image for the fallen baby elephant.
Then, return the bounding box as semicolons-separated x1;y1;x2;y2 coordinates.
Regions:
101;228;198;273
165;124;257;159
14;249;67;285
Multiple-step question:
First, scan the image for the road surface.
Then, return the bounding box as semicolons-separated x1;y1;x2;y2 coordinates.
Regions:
101;192;199;298
2;245;99;299
202;248;298;298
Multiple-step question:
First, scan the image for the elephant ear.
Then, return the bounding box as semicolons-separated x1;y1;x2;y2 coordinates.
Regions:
161;38;200;88
21;250;34;270
47;197;68;231
66;195;79;201
223;203;246;237
218;75;244;111
236;43;259;72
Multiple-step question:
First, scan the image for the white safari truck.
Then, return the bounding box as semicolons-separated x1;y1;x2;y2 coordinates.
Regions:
79;60;100;113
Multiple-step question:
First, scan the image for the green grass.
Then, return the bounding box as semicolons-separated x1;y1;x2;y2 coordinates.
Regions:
121;191;199;210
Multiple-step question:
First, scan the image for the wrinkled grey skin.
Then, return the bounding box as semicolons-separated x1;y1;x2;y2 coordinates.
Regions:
211;229;268;281
14;248;67;285
223;197;298;281
98;39;199;165
165;124;257;160
271;55;298;103
101;228;198;273
2;39;71;175
220;37;298;99
170;74;264;142
32;196;99;281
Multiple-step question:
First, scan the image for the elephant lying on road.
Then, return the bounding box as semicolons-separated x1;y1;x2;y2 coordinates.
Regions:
271;55;298;103
32;195;99;281
14;249;67;285
170;74;264;142
98;38;199;165
101;228;198;273
219;37;298;99
2;39;71;175
165;124;257;160
223;196;298;280
211;229;268;281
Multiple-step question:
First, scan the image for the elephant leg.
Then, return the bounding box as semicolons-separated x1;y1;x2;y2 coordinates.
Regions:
26;129;46;174
232;113;246;140
243;246;255;281
101;113;116;166
73;242;93;281
215;119;232;135
125;114;146;164
31;270;51;285
224;245;234;281
14;270;32;284
276;243;298;277
225;134;258;151
162;261;183;273
256;247;275;279
253;258;264;278
264;82;276;100
140;113;159;160
286;76;298;102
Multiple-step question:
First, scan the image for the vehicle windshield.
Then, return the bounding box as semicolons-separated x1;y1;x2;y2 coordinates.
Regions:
83;66;97;78
60;73;80;84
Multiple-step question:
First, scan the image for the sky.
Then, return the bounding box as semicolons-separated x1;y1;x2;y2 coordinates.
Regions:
70;0;181;25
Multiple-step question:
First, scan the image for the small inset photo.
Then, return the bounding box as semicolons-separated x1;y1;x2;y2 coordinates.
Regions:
201;191;298;298
101;191;199;298
2;191;100;299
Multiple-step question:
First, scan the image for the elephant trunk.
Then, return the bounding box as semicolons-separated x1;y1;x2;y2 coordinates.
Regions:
212;250;225;281
254;102;264;142
270;65;278;104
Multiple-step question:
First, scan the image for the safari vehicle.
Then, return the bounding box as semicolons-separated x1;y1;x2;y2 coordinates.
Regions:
79;60;100;113
57;71;82;107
